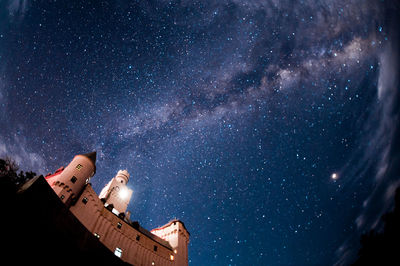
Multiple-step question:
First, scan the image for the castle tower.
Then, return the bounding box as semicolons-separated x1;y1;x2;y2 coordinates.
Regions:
151;220;190;266
99;170;133;214
45;152;96;206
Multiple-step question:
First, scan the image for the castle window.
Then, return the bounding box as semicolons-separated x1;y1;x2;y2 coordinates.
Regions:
153;245;158;252
82;197;88;204
94;233;100;239
70;176;77;183
60;195;65;200
151;262;155;265
117;222;122;229
136;235;140;241
76;164;83;170
170;254;174;261
114;247;122;258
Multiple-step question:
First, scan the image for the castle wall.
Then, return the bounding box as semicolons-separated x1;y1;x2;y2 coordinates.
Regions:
70;184;175;266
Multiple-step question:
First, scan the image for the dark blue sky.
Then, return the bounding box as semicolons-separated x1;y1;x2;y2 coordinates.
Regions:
1;1;399;265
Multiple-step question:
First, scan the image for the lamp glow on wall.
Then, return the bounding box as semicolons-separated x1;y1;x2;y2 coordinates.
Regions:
119;187;130;200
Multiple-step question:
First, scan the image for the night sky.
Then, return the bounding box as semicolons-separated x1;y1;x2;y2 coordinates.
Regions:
1;1;399;265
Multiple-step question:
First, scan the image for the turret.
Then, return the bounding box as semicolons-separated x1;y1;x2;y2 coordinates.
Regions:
45;152;96;206
151;220;190;266
99;170;133;215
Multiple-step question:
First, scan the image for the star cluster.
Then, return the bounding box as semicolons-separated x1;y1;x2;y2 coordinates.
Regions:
1;1;399;265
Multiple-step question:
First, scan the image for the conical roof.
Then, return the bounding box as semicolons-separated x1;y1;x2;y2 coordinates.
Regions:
82;151;97;165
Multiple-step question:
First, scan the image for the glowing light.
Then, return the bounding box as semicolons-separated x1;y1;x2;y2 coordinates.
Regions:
331;173;338;180
170;254;174;261
119;188;130;199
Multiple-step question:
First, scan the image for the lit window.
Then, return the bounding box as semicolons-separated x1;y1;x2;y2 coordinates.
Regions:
94;233;100;239
174;249;177;254
70;176;77;183
112;208;119;215
76;164;83;170
151;262;155;266
170;254;174;261
114;247;122;258
82;197;88;204
117;222;122;229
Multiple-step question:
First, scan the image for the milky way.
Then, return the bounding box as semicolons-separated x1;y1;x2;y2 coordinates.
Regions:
1;1;399;265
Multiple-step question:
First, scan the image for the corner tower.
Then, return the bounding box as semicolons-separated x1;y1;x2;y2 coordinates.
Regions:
99;170;133;215
45;152;96;206
151;220;190;266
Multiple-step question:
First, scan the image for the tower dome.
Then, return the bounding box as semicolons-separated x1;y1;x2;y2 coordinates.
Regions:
115;170;130;185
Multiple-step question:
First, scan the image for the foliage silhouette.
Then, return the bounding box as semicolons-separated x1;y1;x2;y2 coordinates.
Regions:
353;187;400;265
0;157;38;187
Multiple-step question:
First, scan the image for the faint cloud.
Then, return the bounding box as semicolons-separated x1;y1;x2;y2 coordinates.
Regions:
0;76;5;103
378;43;399;100
358;42;400;219
8;0;29;16
6;0;30;22
334;30;400;264
0;69;7;120
0;135;45;174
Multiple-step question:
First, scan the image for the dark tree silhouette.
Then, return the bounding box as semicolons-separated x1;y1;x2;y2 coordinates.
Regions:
0;157;19;178
353;187;400;265
0;157;38;194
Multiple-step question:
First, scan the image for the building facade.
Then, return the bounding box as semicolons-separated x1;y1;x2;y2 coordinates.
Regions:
44;152;189;266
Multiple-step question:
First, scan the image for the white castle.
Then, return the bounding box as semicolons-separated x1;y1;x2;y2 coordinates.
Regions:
44;151;189;266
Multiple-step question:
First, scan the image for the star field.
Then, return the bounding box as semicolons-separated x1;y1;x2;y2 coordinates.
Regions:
1;1;399;265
